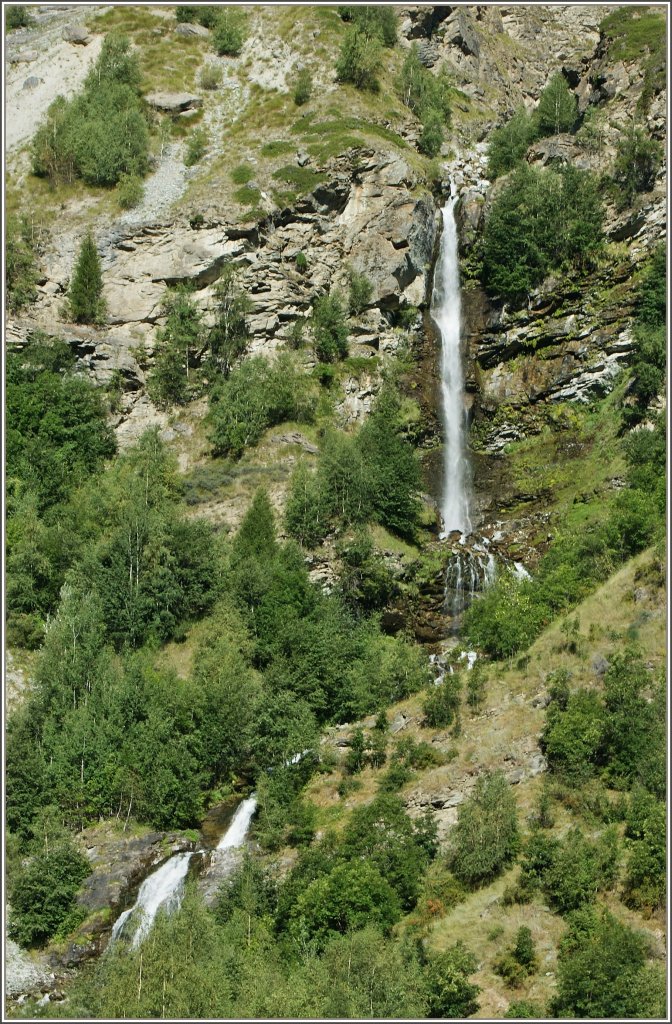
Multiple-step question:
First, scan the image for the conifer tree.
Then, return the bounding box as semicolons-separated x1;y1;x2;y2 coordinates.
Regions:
68;231;106;324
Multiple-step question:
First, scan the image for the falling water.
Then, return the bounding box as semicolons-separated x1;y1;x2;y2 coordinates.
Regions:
109;794;257;948
431;195;471;538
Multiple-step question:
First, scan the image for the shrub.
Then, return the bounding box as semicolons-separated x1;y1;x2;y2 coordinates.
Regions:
209;355;316;458
613;124;663;204
487;107;537;178
338;5;397;47
293;67;312;106
7;5;33;30
423;675;462;728
335;25;383;92
116;172;144;209
212;8;247;56
505;1000;543;1018
68;231;106;324
148;286;202;408
347;267;373;315
397;44;451;155
176;6;219;28
185;127;208;166
495;924;538;987
295;251;308;273
6;215;38;312
424;942;480;1018
207;264;251;375
199;63;223;90
312;291;349;362
9;841;91;947
450;772;519;886
623;789;666;911
542;688;603;783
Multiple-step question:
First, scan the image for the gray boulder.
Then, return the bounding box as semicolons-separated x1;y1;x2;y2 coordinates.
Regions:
145;92;203;113
62;25;91;45
175;22;210;38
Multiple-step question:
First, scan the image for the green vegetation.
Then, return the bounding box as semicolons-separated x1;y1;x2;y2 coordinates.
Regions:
536;72;578;136
482;163;604;303
116;172;144;210
212;7;247;56
6;5;34;30
335;25;384;92
31;32;149;188
347;266;373;315
9;838;90;947
449;773;519;887
397;44;452;157
293;67;313;106
612;123;663;205
185;127;209;167
338;6;398;48
312;291;349;361
67;231;106;324
599;5;666;103
148;286;202;408
6;215;39;312
494;926;538;987
199;62;223;90
206;264;251;376
209;355;317;458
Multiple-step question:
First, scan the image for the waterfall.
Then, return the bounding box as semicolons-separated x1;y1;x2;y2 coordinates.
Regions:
109;794;257;948
216;794;257;851
431;195;471;538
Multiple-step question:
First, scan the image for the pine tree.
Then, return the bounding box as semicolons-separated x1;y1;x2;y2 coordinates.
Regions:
68;231;106;324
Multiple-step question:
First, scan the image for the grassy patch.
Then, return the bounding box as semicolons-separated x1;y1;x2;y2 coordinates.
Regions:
261;140;296;158
231;163;255;185
234;185;261;206
271;164;326;192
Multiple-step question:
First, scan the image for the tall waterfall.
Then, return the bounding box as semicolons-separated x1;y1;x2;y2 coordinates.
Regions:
431;196;471;538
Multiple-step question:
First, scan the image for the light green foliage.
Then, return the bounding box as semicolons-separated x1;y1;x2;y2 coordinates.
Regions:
347;266;373;314
6;215;39;312
535;72;578;136
199;62;223;90
487;107;536;178
212;8;247;56
338;6;398;47
623;787;666;911
552;907;665;1019
424;942;480;1018
542;688;604;784
293;67;313;106
148;286;202;408
31;33;148;187
613;124;663;204
290;860;401;947
206;264;251;375
464;569;548;658
185;127;208;166
505;999;543;1018
423;673;462;728
9;839;90;947
116;172;144;209
335;24;383;92
397;44;452;156
208;354;316;458
312;291;349;361
623;245;666;427
449;772;519;886
68;231;106;324
482;163;603;304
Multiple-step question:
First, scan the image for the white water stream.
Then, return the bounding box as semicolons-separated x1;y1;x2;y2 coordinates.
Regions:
109;793;257;948
431;196;471;538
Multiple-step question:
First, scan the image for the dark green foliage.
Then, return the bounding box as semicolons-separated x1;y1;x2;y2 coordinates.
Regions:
613;125;663;204
519;826;620;913
347;266;373;314
552;907;664;1019
335;25;383;92
214;853;276;924
623;788;666;911
542;688;604;783
290;860;401;947
418;107;444;157
623;246;666;427
116;172;144;209
208;355;316;458
176;5;219;28
148;286;202;408
424;942;480;1018
464;569;549;658
312;291;349;361
495;926;538;987
344;727;366;774
9;840;90;947
68;231;106;324
423;674;462;728
6;5;34;29
32;33;148;187
536;72;578;136
482;163;603;304
449;772;519;886
337;529;394;613
207;264;251;376
487;107;536;178
293;67;312;106
6;215;39;311
212;8;247;56
505;1000;543;1018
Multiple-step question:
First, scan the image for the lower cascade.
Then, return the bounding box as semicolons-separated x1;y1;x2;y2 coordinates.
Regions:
108;794;258;948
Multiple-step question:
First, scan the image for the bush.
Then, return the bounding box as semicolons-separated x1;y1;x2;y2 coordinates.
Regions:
6;215;38;312
347;267;373;315
199;63;223;90
613;125;662;204
295;251;308;273
293;67;312;106
207;264;251;375
542;688;603;784
397;45;451;156
336;25;383;92
418;107;445;157
212;9;247;56
312;292;349;362
623;789;666;911
209;355;316;458
338;5;397;47
9;841;91;947
487;107;536;178
423;675;462;728
116;172;144;209
482;163;603;304
68;231;106;324
6;5;34;30
424;942;480;1018
185;127;208;167
450;772;519;886
148;286;202;408
535;72;578;136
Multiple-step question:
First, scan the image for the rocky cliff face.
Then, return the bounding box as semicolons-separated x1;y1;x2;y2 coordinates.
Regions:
5;3;666;594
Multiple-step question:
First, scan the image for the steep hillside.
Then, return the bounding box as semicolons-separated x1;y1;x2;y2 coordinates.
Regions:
4;3;667;1019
